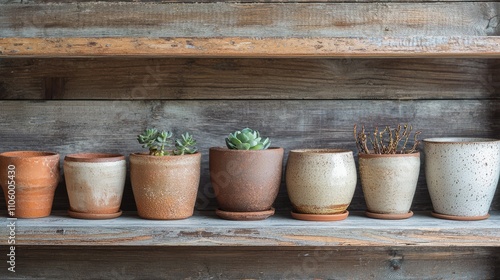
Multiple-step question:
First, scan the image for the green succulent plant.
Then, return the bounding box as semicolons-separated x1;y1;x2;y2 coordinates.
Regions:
225;128;270;150
174;132;198;155
138;128;197;156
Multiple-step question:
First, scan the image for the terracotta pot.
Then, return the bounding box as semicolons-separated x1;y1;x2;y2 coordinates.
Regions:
359;152;420;219
64;153;126;219
0;151;60;218
209;147;284;220
130;152;201;220
424;138;500;220
285;149;357;221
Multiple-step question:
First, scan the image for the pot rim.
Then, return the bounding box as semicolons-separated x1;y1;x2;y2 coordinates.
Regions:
289;148;352;154
423;137;500;144
209;147;284;153
130;152;201;157
65;153;125;162
0;151;59;158
358;151;420;158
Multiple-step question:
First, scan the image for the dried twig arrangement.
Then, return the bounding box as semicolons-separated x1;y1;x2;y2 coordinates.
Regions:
354;124;421;154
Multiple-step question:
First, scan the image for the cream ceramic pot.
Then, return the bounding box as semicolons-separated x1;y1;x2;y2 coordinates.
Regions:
424;138;500;219
359;153;420;216
64;153;126;218
286;149;357;214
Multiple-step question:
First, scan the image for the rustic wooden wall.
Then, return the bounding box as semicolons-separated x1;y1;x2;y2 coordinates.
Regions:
0;57;499;212
5;246;500;279
2;2;498;38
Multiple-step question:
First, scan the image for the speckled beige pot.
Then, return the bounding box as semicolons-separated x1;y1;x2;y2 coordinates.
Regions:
359;153;420;216
64;153;126;218
424;138;500;219
130;152;201;220
0;151;60;218
286;149;357;215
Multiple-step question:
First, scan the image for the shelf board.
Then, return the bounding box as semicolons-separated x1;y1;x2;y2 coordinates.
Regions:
2;1;498;57
3;211;500;247
2;37;500;58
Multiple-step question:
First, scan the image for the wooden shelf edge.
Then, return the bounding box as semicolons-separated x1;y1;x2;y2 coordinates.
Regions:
1;37;500;58
2;211;500;247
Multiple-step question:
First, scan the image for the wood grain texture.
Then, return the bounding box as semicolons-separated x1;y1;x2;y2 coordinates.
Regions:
0;2;499;57
0;100;498;211
1;211;500;247
2;37;500;58
0;246;497;279
1;0;492;3
1;2;498;38
0;58;497;100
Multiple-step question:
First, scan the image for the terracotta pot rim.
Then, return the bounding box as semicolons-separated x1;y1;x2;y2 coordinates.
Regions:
209;147;283;152
130;152;201;158
431;211;490;221
358;152;420;158
68;209;123;220
291;211;349;222
423;137;500;144
289;148;352;154
0;150;59;158
65;153;125;162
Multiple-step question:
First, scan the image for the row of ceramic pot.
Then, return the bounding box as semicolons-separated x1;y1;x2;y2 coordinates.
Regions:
287;137;500;221
0;137;499;221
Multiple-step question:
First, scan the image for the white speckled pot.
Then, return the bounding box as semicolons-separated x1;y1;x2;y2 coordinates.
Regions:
424;138;500;220
285;149;357;215
64;153;126;219
359;152;420;218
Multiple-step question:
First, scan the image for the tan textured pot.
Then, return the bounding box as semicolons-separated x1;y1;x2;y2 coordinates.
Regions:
64;153;126;219
209;147;284;220
359;152;420;219
0;151;60;218
130;152;201;220
285;149;357;221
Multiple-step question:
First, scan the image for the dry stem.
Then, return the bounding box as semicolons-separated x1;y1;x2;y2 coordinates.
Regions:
354;124;421;154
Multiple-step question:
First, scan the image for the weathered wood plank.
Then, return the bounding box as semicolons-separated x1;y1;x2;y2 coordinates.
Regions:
0;246;497;279
2;37;500;58
1;211;500;247
1;3;498;38
494;59;500;96
0;58;497;100
0;100;498;211
1;0;492;3
0;3;499;57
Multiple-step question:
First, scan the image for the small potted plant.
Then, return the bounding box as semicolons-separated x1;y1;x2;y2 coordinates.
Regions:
130;128;200;220
64;153;126;219
209;128;284;221
354;124;421;220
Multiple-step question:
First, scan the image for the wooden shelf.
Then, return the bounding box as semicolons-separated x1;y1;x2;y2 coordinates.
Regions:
1;2;499;58
5;211;500;247
2;37;500;58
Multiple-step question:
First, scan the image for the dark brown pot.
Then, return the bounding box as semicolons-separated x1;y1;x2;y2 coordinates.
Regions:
130;152;201;220
209;147;284;216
